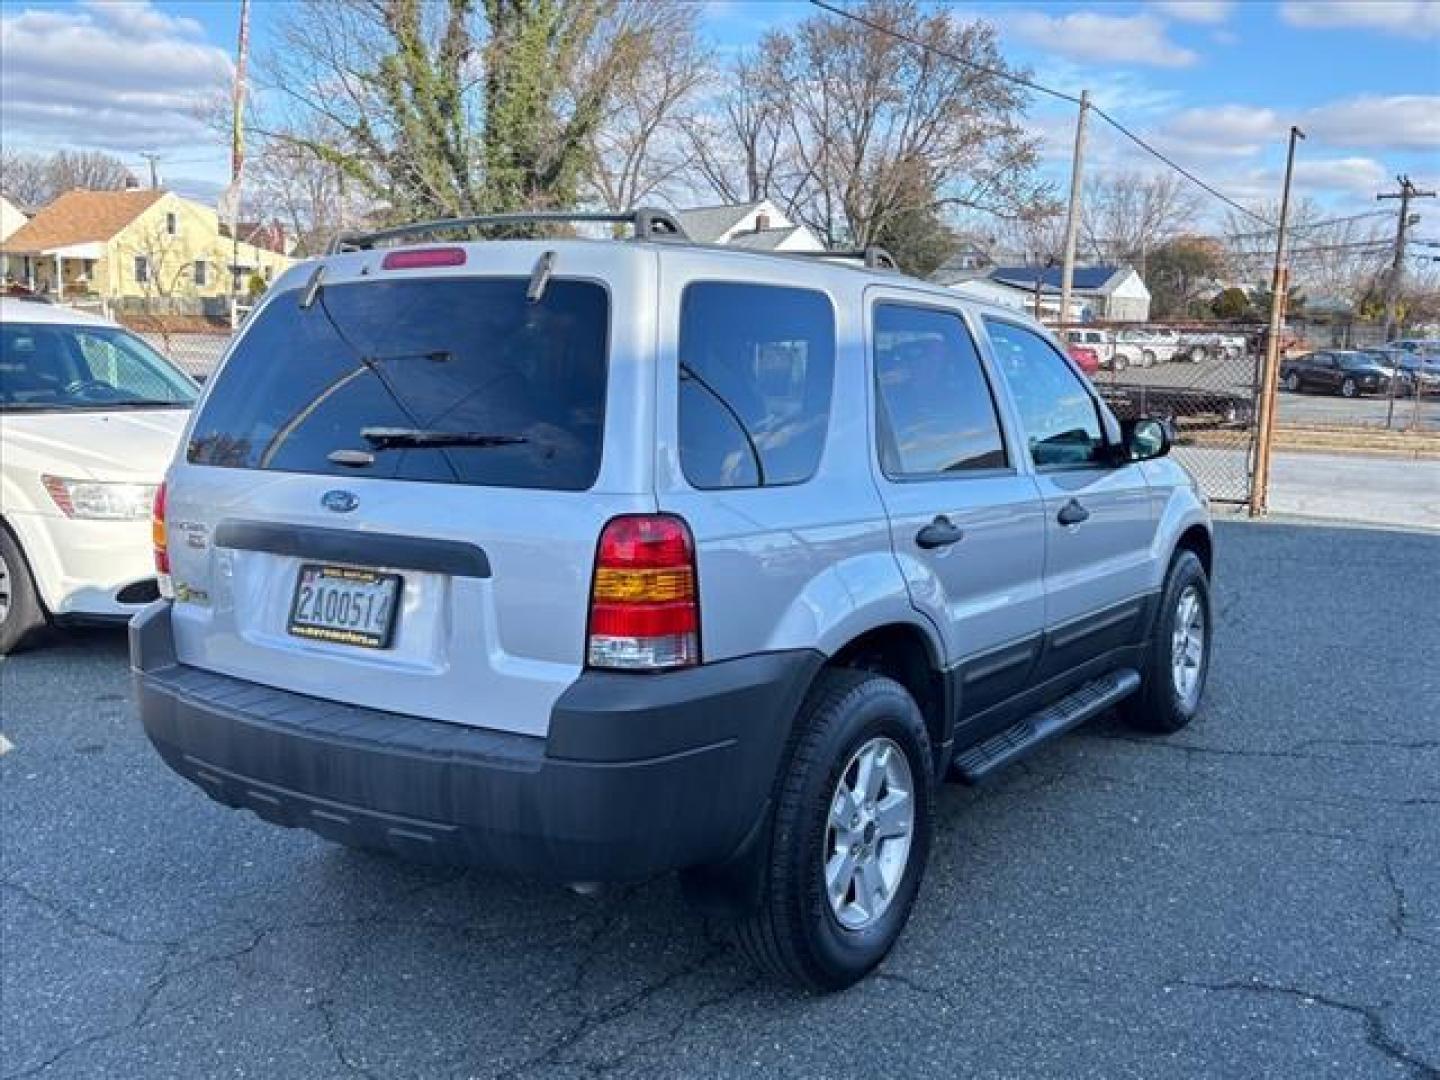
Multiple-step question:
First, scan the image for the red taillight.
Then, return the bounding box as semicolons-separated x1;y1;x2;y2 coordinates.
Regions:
380;247;467;270
587;515;699;670
151;481;169;575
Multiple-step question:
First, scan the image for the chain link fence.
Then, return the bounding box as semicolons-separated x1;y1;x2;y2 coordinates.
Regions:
1084;329;1263;505
139;330;233;382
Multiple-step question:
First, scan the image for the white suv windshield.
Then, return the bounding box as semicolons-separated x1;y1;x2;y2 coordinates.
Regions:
0;321;197;411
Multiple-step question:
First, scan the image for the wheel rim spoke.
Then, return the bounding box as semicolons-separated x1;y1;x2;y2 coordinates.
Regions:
874;790;911;841
854;859;886;919
826;845;859;902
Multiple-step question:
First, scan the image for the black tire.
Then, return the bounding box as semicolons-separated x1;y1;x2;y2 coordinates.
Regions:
1284;371;1301;392
0;524;47;655
1111;354;1128;373
1120;550;1211;735
1340;377;1358;398
734;669;935;992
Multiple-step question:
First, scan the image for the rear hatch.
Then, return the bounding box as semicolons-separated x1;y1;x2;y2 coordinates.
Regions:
164;245;656;736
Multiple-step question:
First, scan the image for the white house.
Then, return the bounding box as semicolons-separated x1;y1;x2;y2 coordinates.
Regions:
0;193;30;284
672;200;825;253
944;276;1088;323
988;265;1151;322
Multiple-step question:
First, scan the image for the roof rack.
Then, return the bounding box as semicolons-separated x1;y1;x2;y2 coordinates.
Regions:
782;246;900;271
329;207;688;253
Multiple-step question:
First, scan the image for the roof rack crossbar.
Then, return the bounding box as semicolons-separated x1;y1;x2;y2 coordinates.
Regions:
782;246;899;271
328;207;688;253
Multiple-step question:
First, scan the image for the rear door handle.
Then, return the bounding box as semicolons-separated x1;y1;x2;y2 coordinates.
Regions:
916;515;964;549
1057;499;1090;526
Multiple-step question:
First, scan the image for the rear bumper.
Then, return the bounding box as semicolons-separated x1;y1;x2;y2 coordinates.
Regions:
131;602;821;882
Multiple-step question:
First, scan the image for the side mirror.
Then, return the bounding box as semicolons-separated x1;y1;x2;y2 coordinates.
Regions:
1120;417;1170;462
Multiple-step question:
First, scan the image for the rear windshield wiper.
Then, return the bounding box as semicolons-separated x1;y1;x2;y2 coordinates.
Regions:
359;426;529;450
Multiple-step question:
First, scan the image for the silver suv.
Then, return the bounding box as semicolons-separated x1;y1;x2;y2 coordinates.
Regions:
132;210;1213;991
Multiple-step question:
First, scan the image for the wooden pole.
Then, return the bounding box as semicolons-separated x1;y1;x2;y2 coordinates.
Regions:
1249;126;1304;517
1059;90;1090;327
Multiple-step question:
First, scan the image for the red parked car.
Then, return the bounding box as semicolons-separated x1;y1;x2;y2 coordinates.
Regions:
1067;344;1101;377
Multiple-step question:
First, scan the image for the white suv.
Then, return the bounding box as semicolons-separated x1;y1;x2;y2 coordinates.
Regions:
0;298;197;651
133;211;1213;990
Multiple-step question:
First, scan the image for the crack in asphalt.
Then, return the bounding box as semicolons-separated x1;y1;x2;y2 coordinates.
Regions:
1081;732;1347;763
1381;846;1440;952
1295;738;1440;754
1170;978;1440;1079
1;877;160;949
491;903;741;1080
1;919;276;1080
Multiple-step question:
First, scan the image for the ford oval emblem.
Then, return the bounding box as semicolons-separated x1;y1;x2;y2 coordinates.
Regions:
322;490;359;513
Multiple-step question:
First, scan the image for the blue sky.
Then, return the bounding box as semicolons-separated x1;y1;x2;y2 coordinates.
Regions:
2;0;1437;222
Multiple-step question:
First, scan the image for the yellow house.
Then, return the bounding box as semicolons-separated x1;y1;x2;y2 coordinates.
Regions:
0;188;292;304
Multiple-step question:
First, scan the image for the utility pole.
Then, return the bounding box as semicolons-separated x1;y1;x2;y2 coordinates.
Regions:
1378;176;1435;341
1378;177;1435;430
1249;125;1304;518
139;152;161;190
1059;89;1090;329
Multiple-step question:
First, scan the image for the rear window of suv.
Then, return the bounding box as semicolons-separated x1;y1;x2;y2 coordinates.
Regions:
187;277;608;491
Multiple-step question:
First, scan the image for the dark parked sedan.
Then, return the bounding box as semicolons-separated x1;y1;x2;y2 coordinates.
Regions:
1281;350;1394;398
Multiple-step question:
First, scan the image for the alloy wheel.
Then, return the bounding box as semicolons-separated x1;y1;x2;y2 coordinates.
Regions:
1170;585;1206;708
824;736;915;931
0;552;11;624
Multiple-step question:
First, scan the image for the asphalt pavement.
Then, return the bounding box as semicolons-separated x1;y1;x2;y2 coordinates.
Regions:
2;519;1438;1079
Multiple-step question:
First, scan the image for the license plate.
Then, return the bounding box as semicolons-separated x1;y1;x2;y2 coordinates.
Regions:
288;564;400;649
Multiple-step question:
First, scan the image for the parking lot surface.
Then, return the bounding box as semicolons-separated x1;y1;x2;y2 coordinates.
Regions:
3;519;1437;1079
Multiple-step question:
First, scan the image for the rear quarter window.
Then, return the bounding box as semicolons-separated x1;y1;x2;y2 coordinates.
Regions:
677;282;835;489
186;277;609;491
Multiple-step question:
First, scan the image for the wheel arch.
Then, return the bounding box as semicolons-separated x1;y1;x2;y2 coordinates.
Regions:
1176;523;1212;576
823;621;950;775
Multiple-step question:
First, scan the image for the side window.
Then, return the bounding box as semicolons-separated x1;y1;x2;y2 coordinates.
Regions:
678;283;834;489
873;304;1007;477
984;319;1106;469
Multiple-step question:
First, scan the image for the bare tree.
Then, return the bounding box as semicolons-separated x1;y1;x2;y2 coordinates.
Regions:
734;1;1050;248
46;150;135;193
0;151;50;207
0;149;133;208
1079;171;1201;273
248;120;366;255
994;207;1069;265
1224;198;1392;310
583;4;708;211
682;51;793;206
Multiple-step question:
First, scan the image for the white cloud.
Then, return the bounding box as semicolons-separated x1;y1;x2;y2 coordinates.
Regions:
1153;1;1235;24
1008;11;1199;68
1304;95;1440;150
0;2;232;155
1155;96;1440;161
1291;156;1391;197
1280;1;1440;39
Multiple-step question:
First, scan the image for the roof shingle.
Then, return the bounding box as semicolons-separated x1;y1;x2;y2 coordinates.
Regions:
1;189;165;253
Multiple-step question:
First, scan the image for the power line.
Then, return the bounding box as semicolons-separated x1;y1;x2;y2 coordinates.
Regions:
808;0;1084;106
807;0;1271;226
1225;209;1393;240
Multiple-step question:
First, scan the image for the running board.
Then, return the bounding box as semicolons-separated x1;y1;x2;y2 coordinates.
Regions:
950;668;1141;783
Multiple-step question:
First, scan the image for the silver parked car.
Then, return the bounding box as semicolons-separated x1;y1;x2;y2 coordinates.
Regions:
133;210;1214;991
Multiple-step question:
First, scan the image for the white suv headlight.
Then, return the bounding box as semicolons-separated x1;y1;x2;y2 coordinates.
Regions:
41;476;158;520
